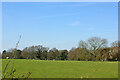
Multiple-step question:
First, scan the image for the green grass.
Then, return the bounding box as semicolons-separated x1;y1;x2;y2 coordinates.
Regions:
2;59;118;78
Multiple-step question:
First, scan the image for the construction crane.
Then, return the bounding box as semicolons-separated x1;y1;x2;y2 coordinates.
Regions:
13;35;21;59
15;35;21;49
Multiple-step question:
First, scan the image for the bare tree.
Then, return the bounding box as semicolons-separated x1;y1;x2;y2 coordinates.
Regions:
87;37;108;56
78;40;88;49
111;41;118;47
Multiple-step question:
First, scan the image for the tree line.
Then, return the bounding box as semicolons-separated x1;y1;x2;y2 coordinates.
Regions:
2;37;120;61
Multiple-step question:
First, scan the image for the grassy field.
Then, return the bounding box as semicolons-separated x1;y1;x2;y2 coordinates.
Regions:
2;59;118;78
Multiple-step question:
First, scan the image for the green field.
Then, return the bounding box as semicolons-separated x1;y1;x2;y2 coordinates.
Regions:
2;59;118;78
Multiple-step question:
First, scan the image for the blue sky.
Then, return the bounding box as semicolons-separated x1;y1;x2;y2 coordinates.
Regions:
2;2;118;51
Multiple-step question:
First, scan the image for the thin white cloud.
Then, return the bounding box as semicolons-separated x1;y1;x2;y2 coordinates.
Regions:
41;12;81;18
70;21;80;26
88;27;95;30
